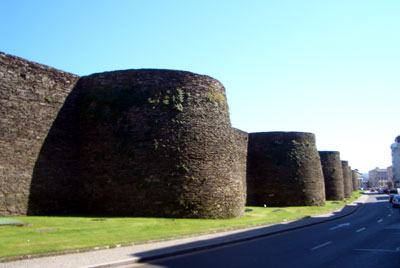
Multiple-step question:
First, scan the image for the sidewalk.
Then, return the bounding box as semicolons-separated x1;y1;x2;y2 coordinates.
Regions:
0;195;369;268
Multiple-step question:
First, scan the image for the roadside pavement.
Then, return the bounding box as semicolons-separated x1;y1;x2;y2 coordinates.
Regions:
0;194;369;268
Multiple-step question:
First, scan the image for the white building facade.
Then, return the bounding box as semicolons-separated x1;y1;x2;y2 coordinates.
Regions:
391;136;400;188
368;168;390;188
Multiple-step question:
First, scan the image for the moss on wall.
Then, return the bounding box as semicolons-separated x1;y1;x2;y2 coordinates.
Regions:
76;69;244;219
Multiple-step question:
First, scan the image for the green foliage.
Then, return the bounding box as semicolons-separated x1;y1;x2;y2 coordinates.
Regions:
147;88;185;112
288;140;314;167
162;98;170;105
147;96;160;106
44;96;56;104
173;103;184;112
205;86;227;107
175;88;185;103
176;163;189;173
153;139;159;151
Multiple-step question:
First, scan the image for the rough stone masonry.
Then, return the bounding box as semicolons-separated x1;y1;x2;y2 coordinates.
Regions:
247;131;326;207
73;69;245;218
0;52;246;218
0;52;80;216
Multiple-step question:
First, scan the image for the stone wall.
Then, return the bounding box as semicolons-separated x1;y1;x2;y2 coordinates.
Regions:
1;51;359;217
319;151;344;200
341;161;352;198
75;69;244;218
351;170;358;191
247;132;325;207
0;52;80;216
0;52;246;218
232;128;248;209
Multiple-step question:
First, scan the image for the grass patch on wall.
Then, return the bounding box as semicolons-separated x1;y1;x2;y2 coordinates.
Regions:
0;191;363;259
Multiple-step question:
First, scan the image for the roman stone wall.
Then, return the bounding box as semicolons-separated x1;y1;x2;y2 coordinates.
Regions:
319;151;344;200
0;52;80;216
1;51;362;217
351;170;358;191
232;128;248;208
341;161;352;198
75;69;244;218
247;132;325;207
0;53;247;218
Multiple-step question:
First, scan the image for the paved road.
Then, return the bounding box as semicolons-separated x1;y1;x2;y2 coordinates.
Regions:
128;194;400;268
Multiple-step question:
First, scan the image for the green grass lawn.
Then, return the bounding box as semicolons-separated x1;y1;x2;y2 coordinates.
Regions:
0;191;363;259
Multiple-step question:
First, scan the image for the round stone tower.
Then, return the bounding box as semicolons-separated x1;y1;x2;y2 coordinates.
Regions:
341;161;352;198
246;132;325;207
351;170;359;191
232;128;248;209
319;151;344;200
76;69;244;218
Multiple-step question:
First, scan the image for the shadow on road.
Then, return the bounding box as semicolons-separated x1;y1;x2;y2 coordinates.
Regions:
376;196;389;201
129;201;367;263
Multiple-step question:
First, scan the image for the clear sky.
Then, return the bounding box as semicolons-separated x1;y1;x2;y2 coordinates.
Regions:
1;0;399;173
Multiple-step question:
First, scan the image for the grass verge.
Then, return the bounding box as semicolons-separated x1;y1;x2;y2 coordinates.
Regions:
0;191;363;259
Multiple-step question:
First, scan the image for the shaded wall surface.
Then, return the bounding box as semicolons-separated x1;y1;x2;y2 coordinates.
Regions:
319;151;344;201
341;161;352;198
0;52;80;216
247;132;325;207
75;69;244;218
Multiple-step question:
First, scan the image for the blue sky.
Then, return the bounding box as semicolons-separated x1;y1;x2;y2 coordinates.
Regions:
1;0;399;173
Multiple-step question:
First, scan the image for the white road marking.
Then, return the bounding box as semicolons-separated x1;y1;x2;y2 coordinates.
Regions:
311;241;332;251
356;227;366;233
329;223;350;230
378;219;383;223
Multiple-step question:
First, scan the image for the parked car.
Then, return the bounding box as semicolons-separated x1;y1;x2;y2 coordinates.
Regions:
389;188;398;194
392;195;400;208
383;188;389;194
389;189;399;203
378;187;388;194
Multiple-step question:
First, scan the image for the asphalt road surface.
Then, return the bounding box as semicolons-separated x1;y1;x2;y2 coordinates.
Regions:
128;193;400;268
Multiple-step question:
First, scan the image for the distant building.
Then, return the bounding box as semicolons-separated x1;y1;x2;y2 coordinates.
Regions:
361;173;369;189
368;167;390;188
387;166;393;180
387;166;394;186
360;174;368;189
391;136;400;188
